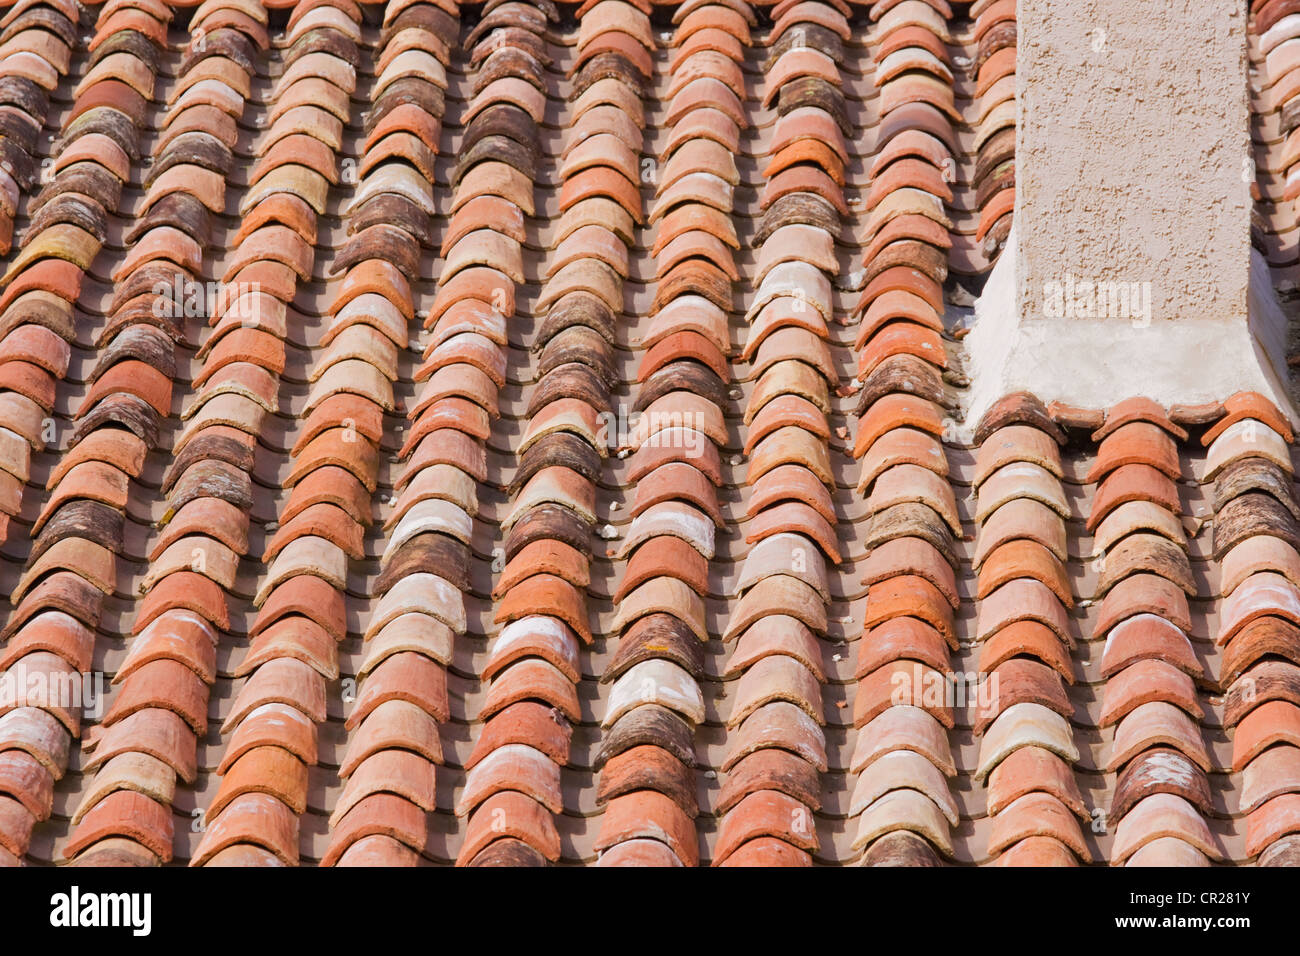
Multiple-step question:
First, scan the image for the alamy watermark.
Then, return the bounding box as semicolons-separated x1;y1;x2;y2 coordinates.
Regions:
0;662;104;718
600;405;710;459
49;887;150;936
151;273;266;324
890;665;1000;716
1041;272;1152;327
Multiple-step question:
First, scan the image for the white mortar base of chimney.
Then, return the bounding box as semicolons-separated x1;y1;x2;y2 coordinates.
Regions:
954;226;1298;443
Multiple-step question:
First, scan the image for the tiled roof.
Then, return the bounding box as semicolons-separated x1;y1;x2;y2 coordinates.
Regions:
0;0;1295;867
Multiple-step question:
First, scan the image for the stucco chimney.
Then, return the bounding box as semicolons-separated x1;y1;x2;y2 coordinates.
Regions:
961;0;1294;430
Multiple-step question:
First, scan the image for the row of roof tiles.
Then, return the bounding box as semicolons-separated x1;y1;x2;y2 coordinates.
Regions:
0;0;178;865
844;0;957;866
454;0;572;867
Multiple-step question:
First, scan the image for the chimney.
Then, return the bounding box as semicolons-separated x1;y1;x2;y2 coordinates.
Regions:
961;0;1293;429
